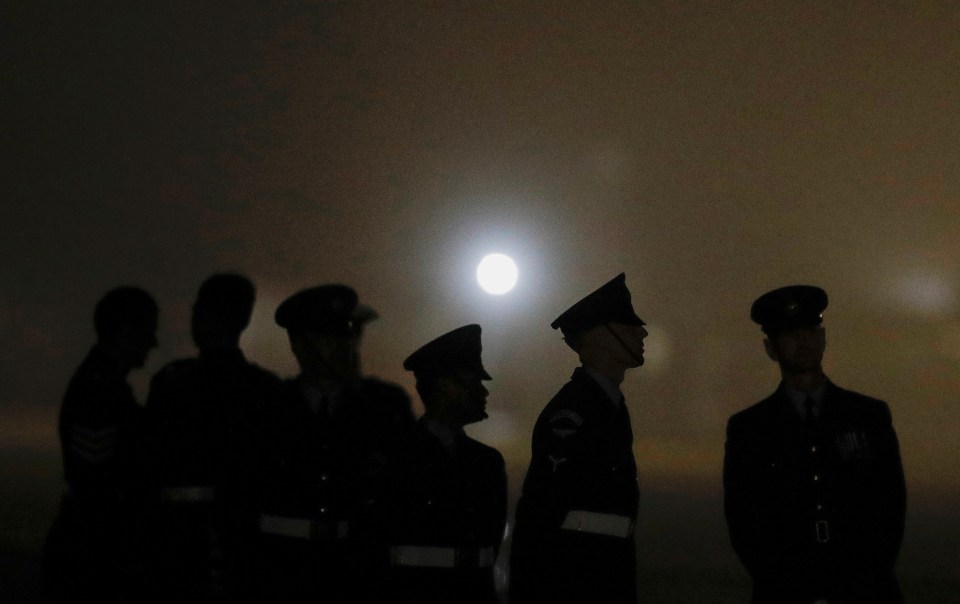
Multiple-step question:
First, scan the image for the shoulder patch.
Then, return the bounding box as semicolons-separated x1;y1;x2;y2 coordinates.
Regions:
68;423;119;464
548;455;567;472
548;409;584;438
549;409;584;426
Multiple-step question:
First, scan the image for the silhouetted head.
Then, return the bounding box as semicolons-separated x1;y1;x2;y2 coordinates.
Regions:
752;285;828;376
404;324;491;427
275;285;359;383
551;273;648;380
93;286;158;371
751;285;827;338
191;273;255;350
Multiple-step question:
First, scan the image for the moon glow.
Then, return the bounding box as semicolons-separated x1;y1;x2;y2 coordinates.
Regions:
476;254;518;295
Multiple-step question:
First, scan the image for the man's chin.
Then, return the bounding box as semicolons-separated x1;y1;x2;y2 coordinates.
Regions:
465;410;487;425
783;361;823;375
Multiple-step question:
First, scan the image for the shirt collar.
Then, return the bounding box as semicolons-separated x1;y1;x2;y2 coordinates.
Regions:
298;377;343;416
421;415;462;455
782;379;828;419
582;365;624;407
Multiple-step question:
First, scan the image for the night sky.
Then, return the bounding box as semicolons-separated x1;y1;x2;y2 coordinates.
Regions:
4;1;960;600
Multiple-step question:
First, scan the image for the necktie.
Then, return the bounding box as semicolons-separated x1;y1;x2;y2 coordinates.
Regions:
804;396;817;423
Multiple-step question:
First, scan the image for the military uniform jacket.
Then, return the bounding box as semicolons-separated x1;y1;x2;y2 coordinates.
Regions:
42;347;144;600
723;380;906;604
510;367;639;604
372;419;507;604
59;347;144;497
142;347;281;494
249;377;414;602
137;347;282;602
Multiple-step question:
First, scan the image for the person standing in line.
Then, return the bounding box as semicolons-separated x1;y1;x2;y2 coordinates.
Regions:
370;324;507;604
137;273;281;602
509;273;648;604
724;285;906;604
250;284;414;602
41;286;159;602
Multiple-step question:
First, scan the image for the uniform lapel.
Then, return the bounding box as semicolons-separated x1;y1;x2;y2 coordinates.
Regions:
574;368;634;446
618;397;633;445
818;380;841;429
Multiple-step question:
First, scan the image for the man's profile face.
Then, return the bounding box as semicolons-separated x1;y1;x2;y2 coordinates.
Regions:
765;324;825;374
608;322;648;367
435;370;489;426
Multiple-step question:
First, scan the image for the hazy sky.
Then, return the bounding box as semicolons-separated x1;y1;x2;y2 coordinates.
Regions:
3;1;960;593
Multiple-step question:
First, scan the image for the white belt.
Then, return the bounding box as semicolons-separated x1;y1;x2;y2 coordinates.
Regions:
161;486;216;503
560;510;635;538
259;514;349;540
389;545;495;568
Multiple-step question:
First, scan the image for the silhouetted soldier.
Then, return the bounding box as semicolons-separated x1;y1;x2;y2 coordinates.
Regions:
724;285;907;604
369;324;507;604
41;286;158;603
137;274;281;602
510;273;648;604
250;285;414;601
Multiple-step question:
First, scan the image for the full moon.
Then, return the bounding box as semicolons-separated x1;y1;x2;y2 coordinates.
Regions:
476;253;518;295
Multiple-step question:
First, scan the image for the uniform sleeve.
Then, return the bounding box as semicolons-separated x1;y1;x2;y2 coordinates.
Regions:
723;415;768;579
523;403;604;527
532;408;580;476
490;451;507;555
845;401;907;590
137;362;188;490
876;402;907;564
61;371;142;491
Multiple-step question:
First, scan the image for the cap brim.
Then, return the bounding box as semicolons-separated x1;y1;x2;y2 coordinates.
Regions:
609;311;645;327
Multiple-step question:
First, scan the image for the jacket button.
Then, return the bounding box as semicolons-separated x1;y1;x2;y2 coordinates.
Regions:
813;474;820;482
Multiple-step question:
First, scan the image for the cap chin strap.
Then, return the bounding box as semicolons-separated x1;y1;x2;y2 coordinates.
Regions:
605;324;643;365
